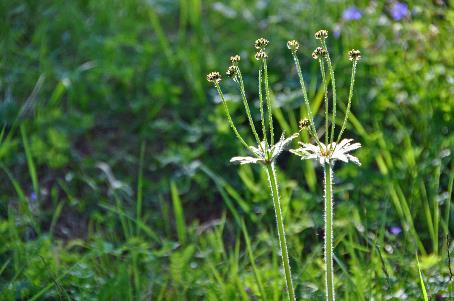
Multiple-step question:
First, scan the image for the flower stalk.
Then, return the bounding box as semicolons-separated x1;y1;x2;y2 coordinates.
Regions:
289;30;362;301
207;38;296;300
323;162;335;301
266;163;295;301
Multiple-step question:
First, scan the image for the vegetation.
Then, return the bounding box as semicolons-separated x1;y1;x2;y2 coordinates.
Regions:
0;0;453;300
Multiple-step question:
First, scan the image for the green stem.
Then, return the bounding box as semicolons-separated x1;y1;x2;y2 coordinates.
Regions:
265;163;295;301
263;59;274;146
215;83;249;149
319;58;329;146
237;69;262;146
258;67;268;148
291;54;322;147
324;163;335;301
336;61;357;145
321;40;337;147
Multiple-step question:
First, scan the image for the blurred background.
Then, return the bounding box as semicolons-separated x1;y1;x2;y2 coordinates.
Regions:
0;0;453;300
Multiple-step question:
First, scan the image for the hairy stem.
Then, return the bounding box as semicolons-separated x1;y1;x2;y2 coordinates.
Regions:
215;83;249;149
265;163;295;301
321;40;337;147
237;69;262;147
263;59;274;146
324;163;335;301
258;67;268;148
319;58;329;146
336;60;357;145
291;54;322;147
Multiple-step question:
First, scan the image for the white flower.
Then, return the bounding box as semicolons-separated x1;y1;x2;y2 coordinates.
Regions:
290;138;361;166
230;133;299;165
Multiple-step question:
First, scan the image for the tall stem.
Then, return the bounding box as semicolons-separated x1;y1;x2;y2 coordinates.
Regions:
258;67;268;148
292;54;322;147
265;163;295;301
237;69;262;146
263;59;274;146
321;40;337;147
324;163;335;301
319;58;329;146
215;83;249;149
336;60;357;145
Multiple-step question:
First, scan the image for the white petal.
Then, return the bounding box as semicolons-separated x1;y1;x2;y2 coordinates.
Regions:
346;154;361;166
334;152;349;163
290;149;317;161
342;142;361;153
248;145;263;157
296;142;319;153
303;154;318;160
259;140;268;151
272;133;298;158
271;134;286;157
230;156;263;165
337;139;353;150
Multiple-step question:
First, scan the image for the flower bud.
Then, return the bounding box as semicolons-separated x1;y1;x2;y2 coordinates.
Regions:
287;40;299;53
254;37;269;50
255;49;268;61
206;71;221;83
315;29;328;40
348;49;361;61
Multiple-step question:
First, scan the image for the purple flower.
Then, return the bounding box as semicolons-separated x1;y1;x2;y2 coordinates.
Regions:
390;2;409;21
342;6;362;21
29;192;37;202
389;226;402;235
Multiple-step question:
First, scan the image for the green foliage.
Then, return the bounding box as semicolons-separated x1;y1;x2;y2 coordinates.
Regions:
0;0;453;300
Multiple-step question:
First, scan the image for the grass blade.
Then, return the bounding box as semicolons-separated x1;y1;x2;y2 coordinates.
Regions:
170;180;187;244
416;254;429;301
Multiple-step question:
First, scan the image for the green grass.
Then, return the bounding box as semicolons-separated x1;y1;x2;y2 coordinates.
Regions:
1;0;453;300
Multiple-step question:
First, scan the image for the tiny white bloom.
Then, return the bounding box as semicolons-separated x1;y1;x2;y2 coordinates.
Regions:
290;138;361;166
230;133;299;165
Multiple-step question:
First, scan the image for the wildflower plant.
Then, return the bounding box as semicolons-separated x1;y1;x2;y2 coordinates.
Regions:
288;30;361;301
207;38;297;300
208;31;361;301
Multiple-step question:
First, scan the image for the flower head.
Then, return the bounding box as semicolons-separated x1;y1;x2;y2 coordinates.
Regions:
312;47;326;60
230;54;241;64
342;6;362;21
290;138;361;166
390;2;409;21
287;40;299;53
315;29;328;40
254;37;269;50
226;65;238;78
255;49;268;61
348;49;361;61
230;133;298;165
299;118;310;130
206;71;221;83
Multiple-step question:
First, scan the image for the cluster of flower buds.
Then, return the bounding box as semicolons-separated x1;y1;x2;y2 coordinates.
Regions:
286;40;299;53
348;49;361;61
312;47;327;59
207;30;362;87
230;55;240;65
315;29;328;40
255;49;268;61
225;55;241;78
254;38;269;61
206;71;221;83
226;65;238;78
254;37;269;50
299;118;311;130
